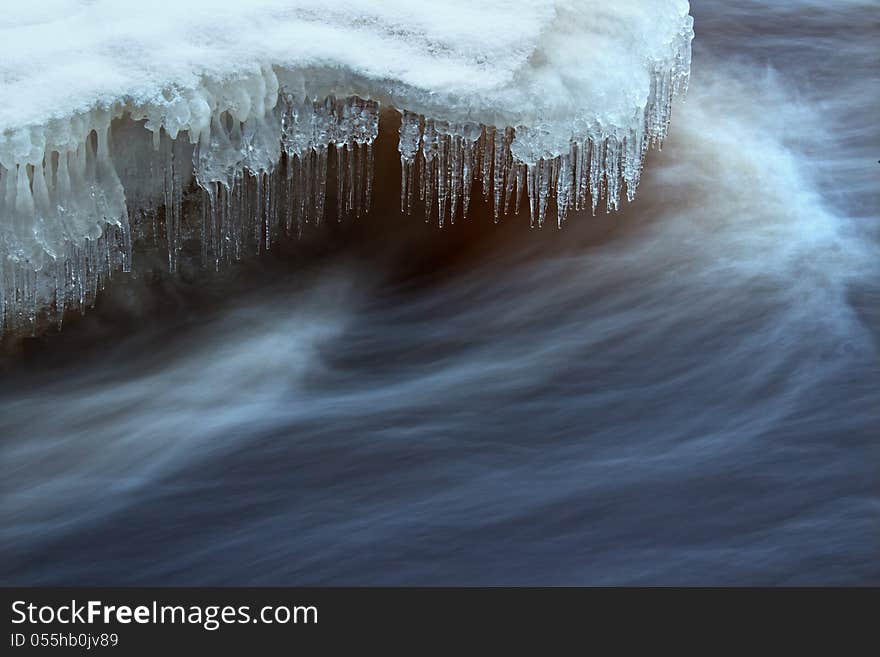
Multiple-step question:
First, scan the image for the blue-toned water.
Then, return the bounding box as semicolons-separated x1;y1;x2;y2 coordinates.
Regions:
1;1;878;585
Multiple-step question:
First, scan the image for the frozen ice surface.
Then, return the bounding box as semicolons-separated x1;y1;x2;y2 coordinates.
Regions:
0;0;693;335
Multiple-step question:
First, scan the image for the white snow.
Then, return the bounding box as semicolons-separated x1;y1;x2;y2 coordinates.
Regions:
1;1;689;132
0;0;693;335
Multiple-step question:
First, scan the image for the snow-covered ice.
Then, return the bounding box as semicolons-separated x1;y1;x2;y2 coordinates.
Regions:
0;0;693;335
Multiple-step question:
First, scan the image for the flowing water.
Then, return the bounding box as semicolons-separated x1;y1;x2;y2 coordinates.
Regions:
1;0;878;585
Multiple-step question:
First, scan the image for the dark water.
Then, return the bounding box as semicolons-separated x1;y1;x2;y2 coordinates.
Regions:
2;0;878;585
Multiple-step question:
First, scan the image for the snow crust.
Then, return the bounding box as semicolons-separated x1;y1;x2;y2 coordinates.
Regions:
1;0;691;162
0;0;693;335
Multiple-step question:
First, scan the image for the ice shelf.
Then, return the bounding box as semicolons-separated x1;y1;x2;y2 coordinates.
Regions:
0;1;693;336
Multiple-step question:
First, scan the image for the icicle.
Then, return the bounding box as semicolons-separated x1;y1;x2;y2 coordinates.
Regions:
254;171;263;254
162;131;178;273
435;122;449;227
364;142;374;214
351;142;360;218
492;129;507;223
460;123;480;219
296;152;307;231
449;133;461;225
264;170;272;251
481;127;494;202
604;136;621;213
335;144;345;221
422;122;438;224
200;187;210;266
315;147;328;225
589;138;605;215
556;153;570;227
503;130;517;216
515;162;525;217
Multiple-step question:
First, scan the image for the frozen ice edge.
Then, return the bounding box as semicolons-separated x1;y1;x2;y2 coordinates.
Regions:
0;14;693;337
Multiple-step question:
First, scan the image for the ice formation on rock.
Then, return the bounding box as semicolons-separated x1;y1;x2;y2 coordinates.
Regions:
0;0;693;336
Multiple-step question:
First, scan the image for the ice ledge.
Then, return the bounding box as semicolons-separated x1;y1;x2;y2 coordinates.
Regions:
0;1;693;336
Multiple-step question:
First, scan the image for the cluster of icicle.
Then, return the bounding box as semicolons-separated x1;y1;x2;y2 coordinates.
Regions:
1;51;688;337
191;94;378;273
398;54;689;229
0;94;380;336
120;93;379;275
0;109;132;337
